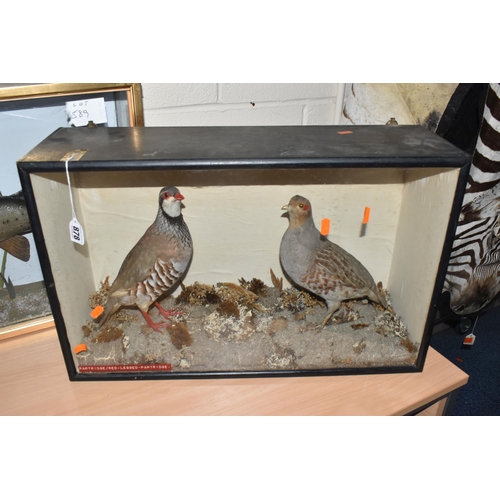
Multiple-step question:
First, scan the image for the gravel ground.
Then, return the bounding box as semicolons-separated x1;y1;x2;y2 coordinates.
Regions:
0;281;52;329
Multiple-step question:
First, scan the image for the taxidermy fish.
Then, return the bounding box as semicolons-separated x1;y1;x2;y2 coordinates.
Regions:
0;190;31;262
0;271;16;299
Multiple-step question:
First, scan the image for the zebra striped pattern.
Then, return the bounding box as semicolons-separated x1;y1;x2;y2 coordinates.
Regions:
444;83;500;315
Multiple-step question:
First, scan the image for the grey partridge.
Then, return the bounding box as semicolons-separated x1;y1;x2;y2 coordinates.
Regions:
98;186;193;331
280;195;387;329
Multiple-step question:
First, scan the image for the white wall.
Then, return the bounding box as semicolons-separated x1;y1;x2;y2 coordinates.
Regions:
141;83;458;130
141;83;338;126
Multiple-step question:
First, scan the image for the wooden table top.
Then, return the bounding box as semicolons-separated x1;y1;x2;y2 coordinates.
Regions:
0;327;468;416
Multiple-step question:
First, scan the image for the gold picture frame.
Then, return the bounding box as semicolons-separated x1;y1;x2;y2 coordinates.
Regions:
0;83;144;126
0;83;144;340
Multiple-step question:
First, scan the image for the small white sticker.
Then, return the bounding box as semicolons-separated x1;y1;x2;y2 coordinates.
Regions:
66;97;107;127
69;218;85;245
463;333;476;346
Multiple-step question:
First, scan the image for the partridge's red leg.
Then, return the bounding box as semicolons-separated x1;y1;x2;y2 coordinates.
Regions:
140;310;169;332
154;302;184;320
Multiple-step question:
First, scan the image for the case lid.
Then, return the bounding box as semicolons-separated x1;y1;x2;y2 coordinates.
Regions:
18;125;470;171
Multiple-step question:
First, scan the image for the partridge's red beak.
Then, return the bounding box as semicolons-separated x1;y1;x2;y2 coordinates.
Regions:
174;192;185;201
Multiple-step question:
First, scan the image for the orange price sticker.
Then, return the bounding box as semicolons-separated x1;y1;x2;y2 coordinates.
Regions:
320;218;330;236
90;305;104;319
362;207;371;225
74;344;87;354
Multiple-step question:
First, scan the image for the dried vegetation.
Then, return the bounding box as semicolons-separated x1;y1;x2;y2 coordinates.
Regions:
79;271;418;372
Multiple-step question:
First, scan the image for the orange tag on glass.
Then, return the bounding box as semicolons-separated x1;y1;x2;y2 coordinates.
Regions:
362;207;371;225
320;218;330;236
74;344;87;354
90;305;104;319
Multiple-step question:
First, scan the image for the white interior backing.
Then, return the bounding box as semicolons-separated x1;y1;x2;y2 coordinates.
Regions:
30;166;460;358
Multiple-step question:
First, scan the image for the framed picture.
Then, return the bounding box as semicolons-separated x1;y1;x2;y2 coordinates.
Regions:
0;83;144;339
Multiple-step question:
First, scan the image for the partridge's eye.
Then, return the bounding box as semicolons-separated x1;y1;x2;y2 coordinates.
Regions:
298;203;304;209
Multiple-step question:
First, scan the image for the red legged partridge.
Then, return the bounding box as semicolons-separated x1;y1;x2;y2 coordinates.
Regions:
98;186;193;331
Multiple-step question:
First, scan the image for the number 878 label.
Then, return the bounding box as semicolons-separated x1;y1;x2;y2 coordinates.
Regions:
69;218;85;246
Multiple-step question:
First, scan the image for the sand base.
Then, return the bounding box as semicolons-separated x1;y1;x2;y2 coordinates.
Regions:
76;279;418;375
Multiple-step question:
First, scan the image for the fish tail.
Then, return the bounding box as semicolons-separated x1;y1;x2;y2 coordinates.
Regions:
0;235;30;262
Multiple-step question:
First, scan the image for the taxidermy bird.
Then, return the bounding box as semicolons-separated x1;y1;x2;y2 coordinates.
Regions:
98;186;193;331
280;195;387;330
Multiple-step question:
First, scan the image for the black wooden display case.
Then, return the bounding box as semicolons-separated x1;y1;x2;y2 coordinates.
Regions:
17;125;470;381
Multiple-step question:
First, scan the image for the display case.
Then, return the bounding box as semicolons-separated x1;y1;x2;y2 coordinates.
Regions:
17;125;470;380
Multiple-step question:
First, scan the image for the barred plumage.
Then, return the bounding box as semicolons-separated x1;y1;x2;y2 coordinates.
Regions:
280;195;386;330
131;259;181;305
444;83;500;315
98;187;193;331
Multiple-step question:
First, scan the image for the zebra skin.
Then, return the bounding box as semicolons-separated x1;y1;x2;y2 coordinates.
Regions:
444;83;500;315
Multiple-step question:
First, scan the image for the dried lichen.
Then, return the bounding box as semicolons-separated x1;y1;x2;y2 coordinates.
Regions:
375;310;409;338
276;287;321;313
330;305;360;324
176;282;220;306
377;281;389;303
266;343;296;369
239;277;268;297
400;337;418;353
204;304;256;340
179;359;191;369
175;281;263;310
216;282;259;307
114;310;137;323
350;323;369;330
89;276;111;309
122;335;130;350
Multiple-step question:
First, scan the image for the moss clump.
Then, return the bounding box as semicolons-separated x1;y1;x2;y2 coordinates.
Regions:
216;301;240;318
239;277;268;297
176;282;220;306
166;322;193;349
93;325;123;343
89;277;111;309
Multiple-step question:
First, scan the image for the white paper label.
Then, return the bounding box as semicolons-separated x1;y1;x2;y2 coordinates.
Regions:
69;218;85;245
463;333;476;346
66;97;107;127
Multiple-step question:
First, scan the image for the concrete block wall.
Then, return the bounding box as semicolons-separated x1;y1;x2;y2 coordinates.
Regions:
141;83;338;126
